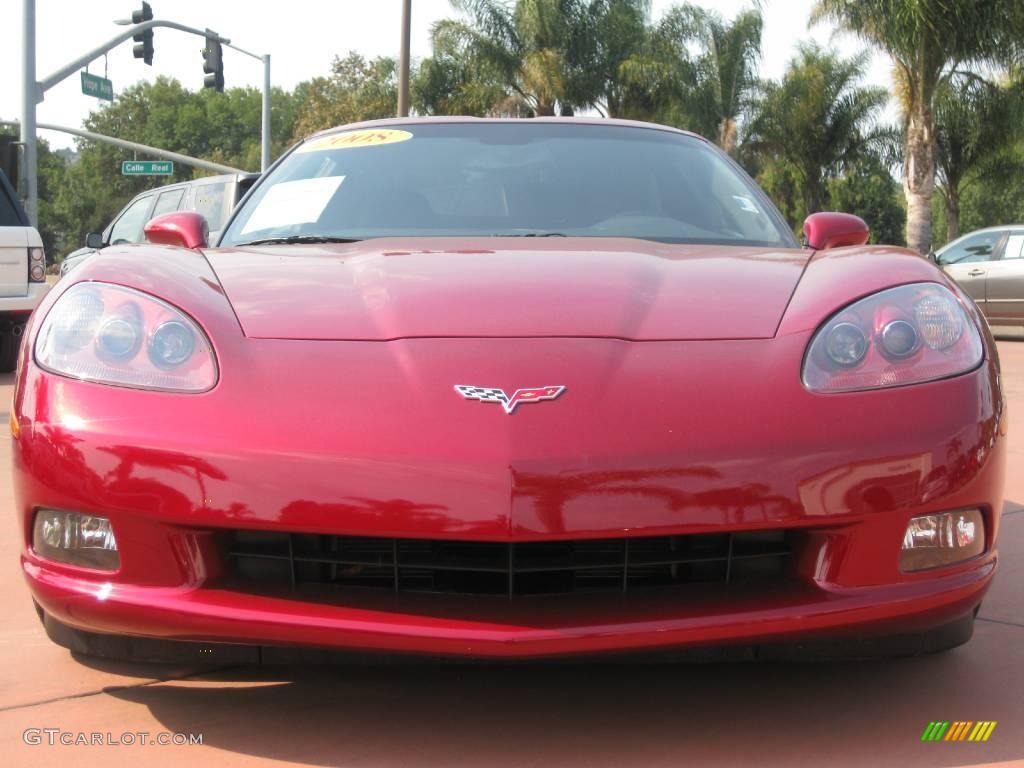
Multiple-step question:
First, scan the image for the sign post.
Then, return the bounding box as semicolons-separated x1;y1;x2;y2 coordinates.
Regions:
121;160;173;176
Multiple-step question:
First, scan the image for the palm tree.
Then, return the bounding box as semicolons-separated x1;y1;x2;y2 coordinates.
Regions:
745;44;893;216
691;6;764;154
641;4;762;153
571;0;655;118
934;77;1024;241
430;0;588;116
424;0;656;118
811;0;1024;254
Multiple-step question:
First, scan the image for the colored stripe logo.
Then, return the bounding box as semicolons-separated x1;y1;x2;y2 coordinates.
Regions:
921;721;997;742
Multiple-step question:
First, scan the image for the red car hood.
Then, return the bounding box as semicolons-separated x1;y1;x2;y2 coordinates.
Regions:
206;237;809;341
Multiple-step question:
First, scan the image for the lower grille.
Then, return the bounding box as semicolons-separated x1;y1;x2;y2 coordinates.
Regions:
225;529;793;598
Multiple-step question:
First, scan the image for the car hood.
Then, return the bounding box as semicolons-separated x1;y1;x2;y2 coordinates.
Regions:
205;237;810;341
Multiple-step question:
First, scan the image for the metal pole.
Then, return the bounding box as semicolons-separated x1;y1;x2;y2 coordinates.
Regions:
20;0;38;226
261;54;271;171
397;0;411;117
38;20;231;95
37;123;247;174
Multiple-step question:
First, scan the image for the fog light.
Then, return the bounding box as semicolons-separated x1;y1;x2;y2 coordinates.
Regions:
900;509;984;572
32;509;119;571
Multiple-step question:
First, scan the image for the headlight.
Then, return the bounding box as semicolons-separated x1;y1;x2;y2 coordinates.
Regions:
34;282;218;392
803;283;983;393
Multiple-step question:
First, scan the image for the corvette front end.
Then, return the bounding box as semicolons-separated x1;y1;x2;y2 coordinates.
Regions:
12;118;1007;662
13;248;1005;660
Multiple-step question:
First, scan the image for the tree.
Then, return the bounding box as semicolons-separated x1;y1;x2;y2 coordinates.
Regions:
571;0;656;118
828;157;906;246
673;4;763;153
811;0;1024;254
37;76;304;259
291;53;400;140
415;21;512;115
745;44;893;215
430;0;592;116
934;77;1024;241
36;139;71;257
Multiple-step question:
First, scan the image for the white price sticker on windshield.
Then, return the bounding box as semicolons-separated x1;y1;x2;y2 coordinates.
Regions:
240;176;345;235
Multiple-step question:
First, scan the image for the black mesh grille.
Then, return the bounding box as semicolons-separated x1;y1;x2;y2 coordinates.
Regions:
224;530;793;598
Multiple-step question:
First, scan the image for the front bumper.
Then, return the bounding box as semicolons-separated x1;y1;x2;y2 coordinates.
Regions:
27;552;992;659
13;329;1007;658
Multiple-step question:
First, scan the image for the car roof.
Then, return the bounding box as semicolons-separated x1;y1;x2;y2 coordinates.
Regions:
938;224;1024;251
305;116;708;144
127;172;258;202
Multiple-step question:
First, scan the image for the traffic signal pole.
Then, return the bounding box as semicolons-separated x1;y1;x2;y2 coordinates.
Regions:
20;0;37;226
18;0;272;226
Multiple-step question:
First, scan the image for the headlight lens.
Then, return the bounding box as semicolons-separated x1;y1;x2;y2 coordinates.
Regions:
803;283;983;393
35;282;217;392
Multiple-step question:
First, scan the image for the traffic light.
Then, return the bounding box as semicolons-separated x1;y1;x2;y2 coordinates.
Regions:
131;2;154;66
202;33;224;92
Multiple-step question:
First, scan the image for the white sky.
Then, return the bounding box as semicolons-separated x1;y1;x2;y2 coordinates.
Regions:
0;0;895;151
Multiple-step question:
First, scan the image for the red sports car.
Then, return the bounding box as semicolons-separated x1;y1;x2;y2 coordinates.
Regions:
13;119;1005;662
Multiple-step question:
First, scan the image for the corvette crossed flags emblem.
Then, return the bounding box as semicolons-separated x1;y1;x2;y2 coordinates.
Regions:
454;385;566;414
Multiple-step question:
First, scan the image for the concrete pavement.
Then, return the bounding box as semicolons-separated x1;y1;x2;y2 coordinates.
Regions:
1;334;1022;767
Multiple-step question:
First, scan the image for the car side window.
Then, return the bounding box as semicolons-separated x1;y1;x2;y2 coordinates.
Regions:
191;182;231;235
1002;233;1024;260
108;196;154;245
937;231;1005;265
150;188;186;219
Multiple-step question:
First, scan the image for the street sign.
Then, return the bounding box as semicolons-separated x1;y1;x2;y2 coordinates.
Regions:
121;160;173;176
80;72;113;102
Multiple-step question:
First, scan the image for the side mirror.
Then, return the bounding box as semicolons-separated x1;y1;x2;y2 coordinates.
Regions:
802;212;870;250
85;232;105;250
143;212;209;250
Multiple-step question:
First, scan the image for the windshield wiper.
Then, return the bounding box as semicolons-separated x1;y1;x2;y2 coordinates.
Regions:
235;235;363;246
494;232;568;237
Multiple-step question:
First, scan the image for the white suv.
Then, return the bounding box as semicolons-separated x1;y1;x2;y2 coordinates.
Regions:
0;170;49;372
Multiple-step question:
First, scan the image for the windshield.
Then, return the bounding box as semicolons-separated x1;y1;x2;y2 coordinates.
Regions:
220;122;796;248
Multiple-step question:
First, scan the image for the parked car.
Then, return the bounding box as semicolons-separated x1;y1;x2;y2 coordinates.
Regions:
59;171;258;277
0;169;49;372
932;225;1024;326
19;118;1004;663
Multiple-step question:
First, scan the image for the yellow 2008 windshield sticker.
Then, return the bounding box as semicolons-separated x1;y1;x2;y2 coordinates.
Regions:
298;129;413;153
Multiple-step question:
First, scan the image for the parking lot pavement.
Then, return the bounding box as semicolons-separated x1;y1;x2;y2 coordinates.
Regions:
1;336;1022;768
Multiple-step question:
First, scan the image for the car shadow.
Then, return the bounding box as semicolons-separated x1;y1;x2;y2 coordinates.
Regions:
100;643;1022;767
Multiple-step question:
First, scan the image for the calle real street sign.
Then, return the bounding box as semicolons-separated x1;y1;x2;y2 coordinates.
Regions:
121;160;174;176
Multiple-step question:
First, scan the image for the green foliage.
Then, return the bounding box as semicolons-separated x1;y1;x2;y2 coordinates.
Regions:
811;0;1024;252
291;53;400;140
745;43;894;215
417;0;657;116
670;4;763;151
931;161;1024;249
828;158;906;246
934;76;1024;240
35;139;71;256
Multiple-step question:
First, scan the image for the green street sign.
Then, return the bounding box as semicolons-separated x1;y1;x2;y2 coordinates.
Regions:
121;160;174;176
80;71;113;102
